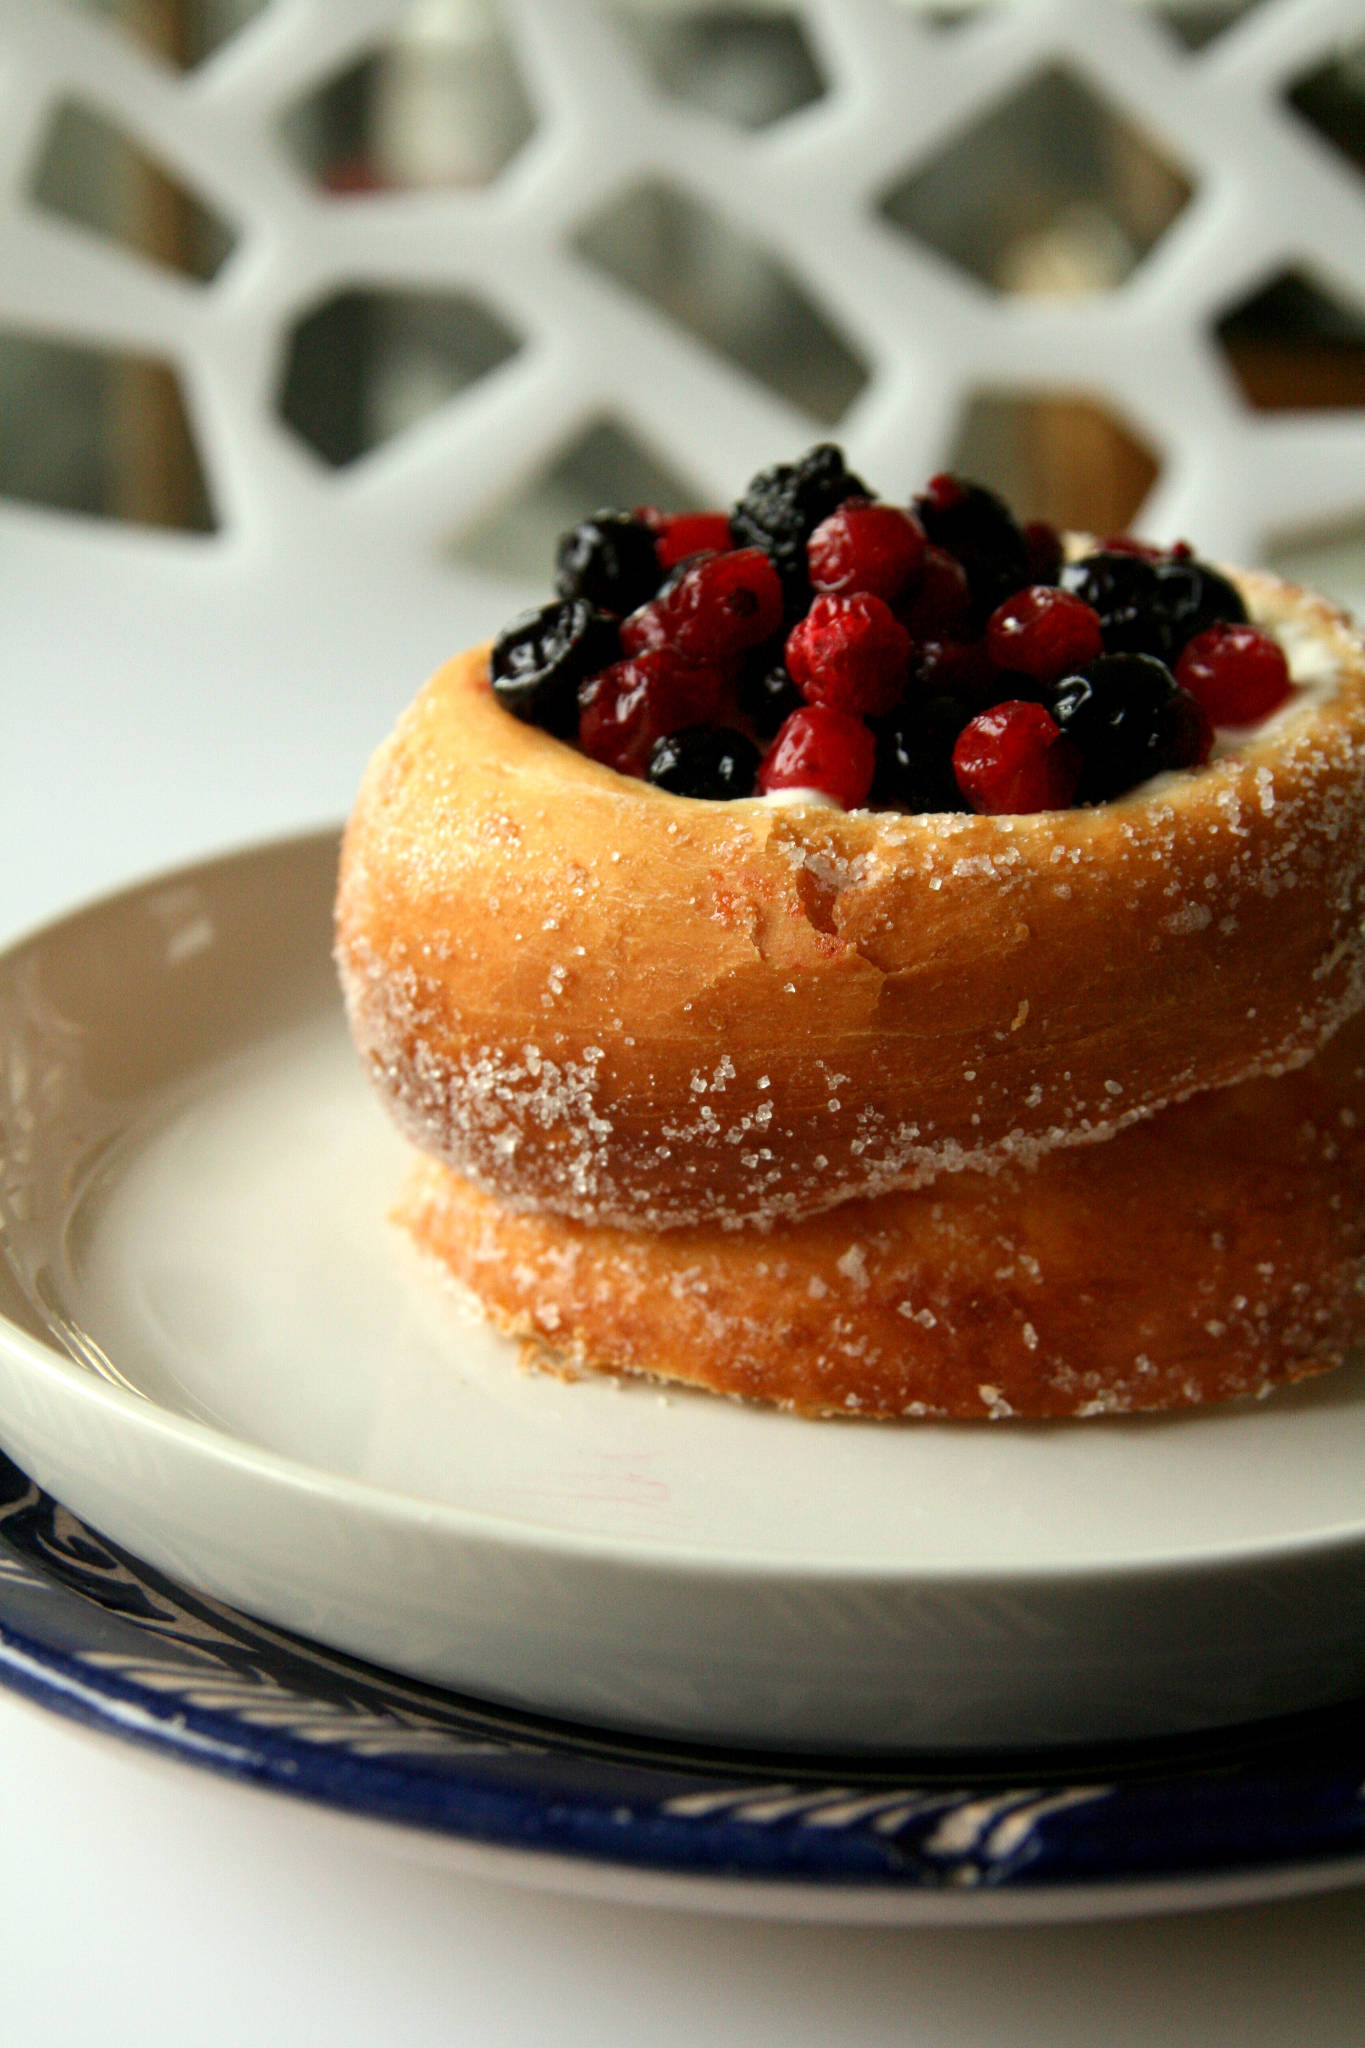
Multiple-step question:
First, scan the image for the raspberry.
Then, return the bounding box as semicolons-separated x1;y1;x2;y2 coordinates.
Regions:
807;500;926;604
620;547;784;663
986;586;1104;683
578;650;729;777
639;508;734;571
896;544;972;641
491;600;620;735
648;725;759;799
1174;623;1292;727
786;592;912;718
555;512;662;617
953;702;1081;815
759;704;876;809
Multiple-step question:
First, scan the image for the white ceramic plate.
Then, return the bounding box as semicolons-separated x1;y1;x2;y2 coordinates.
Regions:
1;829;1364;1753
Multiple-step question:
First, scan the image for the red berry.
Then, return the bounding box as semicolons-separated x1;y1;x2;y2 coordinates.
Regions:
807;500;926;604
648;510;734;571
620;547;783;663
896;544;972;640
1165;687;1214;769
911;638;999;706
1174;623;1293;728
1023;519;1063;585
786;593;911;718
578;650;729;777
953;701;1081;814
985;586;1104;683
759;704;876;809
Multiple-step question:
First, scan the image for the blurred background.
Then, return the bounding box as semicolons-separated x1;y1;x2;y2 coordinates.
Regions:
5;0;1364;596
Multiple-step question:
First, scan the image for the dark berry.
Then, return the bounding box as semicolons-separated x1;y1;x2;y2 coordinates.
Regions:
909;637;1001;708
953;702;1081;815
807;500;926;604
555;511;662;616
491;600;620;735
913;473;1031;627
1151;556;1248;657
640;508;734;571
786;592;912;718
737;646;802;737
872;692;972;812
1023;519;1064;585
620;547;784;663
1059;551;1168;657
1175;623;1292;727
648;725;760;800
986;586;1104;683
730;443;869;612
1046;652;1182;802
896;544;973;642
759;704;876;809
578;649;729;777
1164;687;1214;769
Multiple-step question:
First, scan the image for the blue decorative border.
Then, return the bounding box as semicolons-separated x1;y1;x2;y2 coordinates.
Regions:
3;1451;1364;1892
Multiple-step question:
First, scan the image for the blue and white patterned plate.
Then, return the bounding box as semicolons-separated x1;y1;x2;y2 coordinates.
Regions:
4;1446;1365;1923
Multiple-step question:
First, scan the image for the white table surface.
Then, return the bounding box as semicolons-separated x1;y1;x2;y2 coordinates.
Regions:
3;517;1365;2043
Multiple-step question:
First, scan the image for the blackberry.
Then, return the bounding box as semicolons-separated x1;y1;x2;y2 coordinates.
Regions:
648;725;760;800
1046;653;1181;803
491;599;619;735
871;692;972;812
913;474;1030;628
730;443;868;614
555;511;662;617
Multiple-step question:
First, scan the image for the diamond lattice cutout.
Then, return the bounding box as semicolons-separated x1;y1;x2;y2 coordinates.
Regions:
951;389;1160;537
609;5;826;128
573;179;868;423
1287;38;1365;179
30;101;237;282
68;0;272;70
879;64;1194;296
1217;268;1365;412
279;289;523;469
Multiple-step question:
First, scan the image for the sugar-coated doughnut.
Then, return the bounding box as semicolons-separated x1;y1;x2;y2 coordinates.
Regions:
397;1009;1365;1421
336;570;1365;1231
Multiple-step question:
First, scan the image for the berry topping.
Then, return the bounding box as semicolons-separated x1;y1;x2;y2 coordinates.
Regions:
730;443;869;611
642;508;734;571
578;649;729;777
648;725;760;800
1059;551;1168;658
555;512;662;617
759;704;877;810
986;585;1104;684
1164;686;1215;770
1151;556;1249;656
896;543;973;641
872;692;972;813
952;701;1081;815
1023;518;1064;586
786;591;912;718
737;648;803;737
807;500;926;604
1175;623;1293;728
909;637;1000;707
620;547;784;664
913;474;1031;625
1046;652;1183;802
491;600;620;735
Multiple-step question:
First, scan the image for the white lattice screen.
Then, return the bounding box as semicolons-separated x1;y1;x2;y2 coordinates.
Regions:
2;0;1365;880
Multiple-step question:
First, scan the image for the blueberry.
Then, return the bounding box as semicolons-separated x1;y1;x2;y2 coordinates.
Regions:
1060;552;1168;658
490;600;620;735
871;692;972;813
730;443;868;614
555;511;662;617
1046;652;1180;802
647;726;760;800
1151;556;1248;657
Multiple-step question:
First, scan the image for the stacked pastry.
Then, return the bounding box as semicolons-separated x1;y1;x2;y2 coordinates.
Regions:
336;452;1365;1418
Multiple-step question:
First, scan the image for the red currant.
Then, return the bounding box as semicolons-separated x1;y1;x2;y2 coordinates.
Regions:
786;593;911;718
642;509;734;571
759;704;876;809
985;586;1104;683
953;701;1081;815
578;650;730;777
620;547;783;663
807;500;926;604
1174;623;1293;728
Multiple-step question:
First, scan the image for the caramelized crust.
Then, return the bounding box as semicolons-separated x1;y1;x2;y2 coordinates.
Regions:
336;573;1365;1230
399;1013;1365;1421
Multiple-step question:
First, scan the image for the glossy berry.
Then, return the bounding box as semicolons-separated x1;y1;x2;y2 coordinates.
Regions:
896;544;972;641
872;692;972;812
648;725;760;800
913;473;1031;624
578;649;729;777
786;592;912;718
1059;551;1168;658
986;586;1104;683
807;500;926;604
759;704;877;809
491;600;620;735
642;508;734;571
1175;623;1292;728
1046;653;1182;802
620;547;784;663
1152;556;1249;657
952;702;1081;815
555;512;661;617
731;443;869;610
